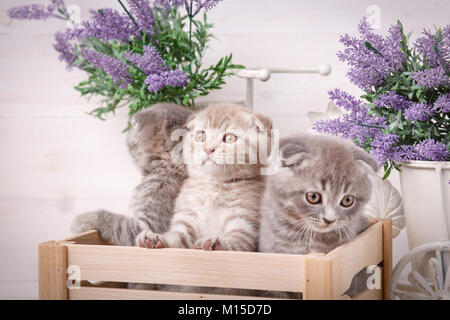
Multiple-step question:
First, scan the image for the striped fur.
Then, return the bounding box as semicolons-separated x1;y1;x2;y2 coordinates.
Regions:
136;104;272;252
71;103;192;246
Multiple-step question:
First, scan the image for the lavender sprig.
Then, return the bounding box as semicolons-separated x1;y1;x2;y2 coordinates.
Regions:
8;2;65;21
314;18;450;178
7;0;242;127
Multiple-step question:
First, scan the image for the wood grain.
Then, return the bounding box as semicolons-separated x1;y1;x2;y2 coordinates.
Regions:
65;244;305;292
38;241;68;300
382;219;393;299
327;221;384;297
63;230;109;245
69;286;283;300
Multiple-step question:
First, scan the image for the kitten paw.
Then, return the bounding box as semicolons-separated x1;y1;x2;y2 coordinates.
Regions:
136;231;166;249
70;211;100;234
194;237;222;251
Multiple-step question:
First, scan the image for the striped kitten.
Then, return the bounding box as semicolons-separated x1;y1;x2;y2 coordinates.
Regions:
71;103;192;246
136;104;272;252
259;134;377;297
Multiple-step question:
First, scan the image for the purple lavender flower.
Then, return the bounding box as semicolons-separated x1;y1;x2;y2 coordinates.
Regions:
414;139;450;161
160;0;222;16
7;4;64;20
434;94;450;113
154;0;172;11
145;69;189;92
123;46;168;75
328;88;365;112
337;17;405;90
82;49;132;88
53;31;77;69
374;91;410;111
194;0;223;13
124;45;189;92
316;19;450;170
415;26;450;69
370;134;399;164
393;145;418;162
126;0;155;34
404;103;436;121
410;67;449;88
67;8;138;43
314;89;386;144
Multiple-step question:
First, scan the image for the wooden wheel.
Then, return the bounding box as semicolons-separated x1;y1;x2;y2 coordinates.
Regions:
390;241;450;300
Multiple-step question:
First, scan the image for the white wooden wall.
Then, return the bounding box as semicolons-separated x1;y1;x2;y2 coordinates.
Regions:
0;0;448;299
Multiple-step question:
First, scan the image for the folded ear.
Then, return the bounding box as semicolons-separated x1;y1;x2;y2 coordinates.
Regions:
252;113;272;133
183;113;197;131
353;146;379;172
279;140;311;168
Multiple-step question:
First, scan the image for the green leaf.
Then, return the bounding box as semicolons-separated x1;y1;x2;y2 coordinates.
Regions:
382;165;393;180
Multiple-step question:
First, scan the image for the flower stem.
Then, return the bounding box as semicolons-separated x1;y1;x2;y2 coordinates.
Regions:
188;0;194;48
116;0;139;29
356;122;385;130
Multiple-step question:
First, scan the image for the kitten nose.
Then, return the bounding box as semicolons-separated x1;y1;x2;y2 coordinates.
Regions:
205;146;215;155
322;217;336;225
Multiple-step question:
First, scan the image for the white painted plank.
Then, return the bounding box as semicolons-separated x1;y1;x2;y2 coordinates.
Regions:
0;118;140;200
1;0;449;36
0;198;131;284
0;281;38;300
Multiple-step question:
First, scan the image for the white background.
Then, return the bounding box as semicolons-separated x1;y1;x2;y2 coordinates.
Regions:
0;0;448;299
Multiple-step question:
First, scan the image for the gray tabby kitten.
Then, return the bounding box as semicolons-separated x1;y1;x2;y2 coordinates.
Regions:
259;134;378;297
71;103;192;246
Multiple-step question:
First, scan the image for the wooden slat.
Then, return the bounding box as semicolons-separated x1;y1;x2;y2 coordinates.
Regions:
69;286;283;300
64;244;305;292
327;221;384;297
302;254;335;300
351;289;383;300
38;241;68;300
63;230;109;245
303;222;384;299
382;219;393;300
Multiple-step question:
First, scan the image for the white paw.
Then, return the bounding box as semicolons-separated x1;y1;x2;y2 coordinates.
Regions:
193;237;223;251
70;212;99;234
136;230;166;248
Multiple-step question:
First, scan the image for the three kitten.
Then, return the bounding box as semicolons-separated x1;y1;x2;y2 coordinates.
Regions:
71;103;379;298
71;103;192;246
136;104;272;252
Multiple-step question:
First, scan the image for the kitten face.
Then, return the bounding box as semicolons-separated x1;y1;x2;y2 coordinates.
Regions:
272;169;369;234
183;104;272;180
270;135;376;235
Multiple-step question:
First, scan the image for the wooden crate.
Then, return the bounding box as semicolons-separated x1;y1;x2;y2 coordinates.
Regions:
38;219;392;300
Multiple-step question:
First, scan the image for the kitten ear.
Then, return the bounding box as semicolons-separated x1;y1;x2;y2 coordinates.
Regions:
251;113;272;133
279;142;311;167
184;113;197;131
129;114;139;130
353;146;379;172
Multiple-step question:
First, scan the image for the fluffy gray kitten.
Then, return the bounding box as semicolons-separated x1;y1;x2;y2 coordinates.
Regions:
259;134;378;298
71;103;192;246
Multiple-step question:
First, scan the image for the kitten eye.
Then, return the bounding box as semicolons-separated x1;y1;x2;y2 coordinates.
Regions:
340;195;355;208
305;192;322;205
195;130;206;142
223;133;237;143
